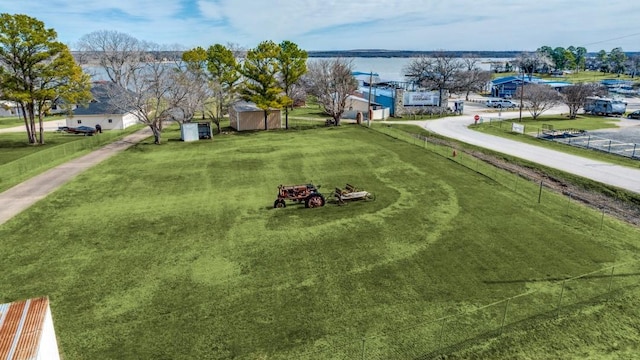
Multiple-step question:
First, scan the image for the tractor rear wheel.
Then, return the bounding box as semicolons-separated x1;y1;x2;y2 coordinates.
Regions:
305;194;325;208
274;199;286;208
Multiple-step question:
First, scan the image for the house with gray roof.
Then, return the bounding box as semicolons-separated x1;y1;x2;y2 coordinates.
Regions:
65;82;140;130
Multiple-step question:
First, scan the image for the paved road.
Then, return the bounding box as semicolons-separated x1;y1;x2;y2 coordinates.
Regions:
394;100;640;194
0;128;152;226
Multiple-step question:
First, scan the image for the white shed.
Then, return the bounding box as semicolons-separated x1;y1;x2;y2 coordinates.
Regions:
181;123;199;142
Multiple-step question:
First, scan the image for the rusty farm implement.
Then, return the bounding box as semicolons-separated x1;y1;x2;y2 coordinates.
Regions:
334;184;375;205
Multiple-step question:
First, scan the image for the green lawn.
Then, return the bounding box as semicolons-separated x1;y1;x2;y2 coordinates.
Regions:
1;125;639;359
0;125;145;192
0;132;90;165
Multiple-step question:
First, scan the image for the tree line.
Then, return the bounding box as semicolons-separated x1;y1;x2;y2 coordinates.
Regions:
531;45;639;76
2;13;633;146
0;13;366;145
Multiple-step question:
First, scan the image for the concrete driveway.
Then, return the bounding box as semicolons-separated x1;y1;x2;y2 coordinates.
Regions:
390;99;640;194
0;127;152;226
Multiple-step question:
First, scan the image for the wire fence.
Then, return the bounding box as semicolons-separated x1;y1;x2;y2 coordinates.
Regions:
293;262;640;360
0;129;142;191
284;124;640;360
479;116;640;160
540;132;640;159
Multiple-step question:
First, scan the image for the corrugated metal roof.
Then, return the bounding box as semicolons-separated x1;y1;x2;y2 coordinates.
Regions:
0;297;49;360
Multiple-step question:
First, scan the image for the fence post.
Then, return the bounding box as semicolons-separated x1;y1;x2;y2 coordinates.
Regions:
608;140;612;153
361;337;366;360
587;136;591;148
556;280;566;317
607;265;616;294
632;144;636;158
500;299;510;335
538;181;543;204
438;317;446;350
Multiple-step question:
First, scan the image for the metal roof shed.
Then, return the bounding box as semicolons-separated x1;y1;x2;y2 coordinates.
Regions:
229;101;282;131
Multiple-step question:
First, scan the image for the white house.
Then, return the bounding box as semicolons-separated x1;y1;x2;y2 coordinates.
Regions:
66;82;140;130
0;297;61;360
0;100;24;117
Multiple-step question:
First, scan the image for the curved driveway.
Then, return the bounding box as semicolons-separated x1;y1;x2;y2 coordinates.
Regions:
393;103;640;194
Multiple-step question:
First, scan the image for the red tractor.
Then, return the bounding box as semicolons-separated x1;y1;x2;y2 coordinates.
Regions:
274;183;325;208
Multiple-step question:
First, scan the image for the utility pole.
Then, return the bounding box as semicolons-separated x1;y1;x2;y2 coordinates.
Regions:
367;71;373;126
519;70;524;122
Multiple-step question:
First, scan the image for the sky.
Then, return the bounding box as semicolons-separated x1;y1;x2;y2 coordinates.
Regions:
2;0;640;52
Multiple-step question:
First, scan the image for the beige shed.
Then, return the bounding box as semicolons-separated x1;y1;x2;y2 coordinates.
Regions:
229;101;282;131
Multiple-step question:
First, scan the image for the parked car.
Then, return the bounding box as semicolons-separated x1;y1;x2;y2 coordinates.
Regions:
58;126;96;136
627;110;640;120
485;99;517;108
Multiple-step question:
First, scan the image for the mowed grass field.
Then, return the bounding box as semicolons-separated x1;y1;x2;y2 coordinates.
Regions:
0;132;91;165
1;125;639;359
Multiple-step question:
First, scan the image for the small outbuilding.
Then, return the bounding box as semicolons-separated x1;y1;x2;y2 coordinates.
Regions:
0;297;61;360
180;122;212;141
343;94;389;120
229;101;282;131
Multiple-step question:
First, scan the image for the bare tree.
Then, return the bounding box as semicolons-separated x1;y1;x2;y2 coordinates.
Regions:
518;84;563;119
304;58;357;125
560;83;606;119
628;55;640;78
168;68;209;124
457;54;493;100
77;30;146;87
103;43;183;144
403;52;464;107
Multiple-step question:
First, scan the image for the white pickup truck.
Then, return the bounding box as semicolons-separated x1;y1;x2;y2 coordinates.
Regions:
485;99;517;108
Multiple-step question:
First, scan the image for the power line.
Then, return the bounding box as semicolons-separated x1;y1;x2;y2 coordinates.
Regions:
579;31;640;48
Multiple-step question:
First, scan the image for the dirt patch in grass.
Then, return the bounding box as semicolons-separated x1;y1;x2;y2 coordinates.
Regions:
422;134;640;228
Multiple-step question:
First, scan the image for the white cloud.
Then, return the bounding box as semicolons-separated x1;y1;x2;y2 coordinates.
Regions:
3;0;640;51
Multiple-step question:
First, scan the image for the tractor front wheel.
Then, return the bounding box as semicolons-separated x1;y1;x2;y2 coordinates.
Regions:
274;199;286;208
305;194;325;208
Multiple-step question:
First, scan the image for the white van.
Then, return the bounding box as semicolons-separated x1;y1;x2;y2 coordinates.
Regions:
485;99;517;108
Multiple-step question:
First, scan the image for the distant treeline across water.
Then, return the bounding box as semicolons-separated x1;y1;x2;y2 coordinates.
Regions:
307;50;525;58
72;50;640;64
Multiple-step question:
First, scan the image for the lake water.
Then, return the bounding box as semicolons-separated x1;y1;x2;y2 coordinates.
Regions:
310;57;507;82
84;57;508;82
